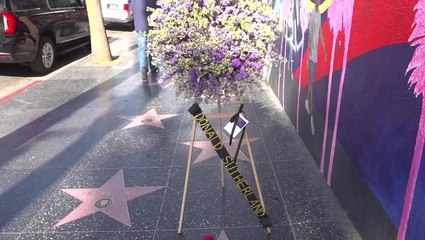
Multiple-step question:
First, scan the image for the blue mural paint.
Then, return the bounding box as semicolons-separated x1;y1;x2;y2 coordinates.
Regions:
314;44;419;225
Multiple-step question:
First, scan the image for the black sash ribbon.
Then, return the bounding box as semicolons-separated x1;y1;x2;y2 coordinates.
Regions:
188;103;272;228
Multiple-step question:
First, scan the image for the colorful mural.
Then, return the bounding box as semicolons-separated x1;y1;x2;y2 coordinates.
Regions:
398;1;425;239
271;0;424;239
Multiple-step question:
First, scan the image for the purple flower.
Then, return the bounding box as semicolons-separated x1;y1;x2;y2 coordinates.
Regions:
189;68;198;82
231;58;242;68
236;68;249;80
220;46;229;54
162;4;170;12
172;56;179;64
248;51;261;61
159;72;174;84
225;71;232;79
212;51;224;61
198;0;204;7
220;0;234;7
176;43;183;51
186;1;193;9
255;63;263;71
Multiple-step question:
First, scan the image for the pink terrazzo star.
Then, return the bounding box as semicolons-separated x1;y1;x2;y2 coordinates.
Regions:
119;108;179;129
218;230;230;240
54;169;164;227
182;135;259;164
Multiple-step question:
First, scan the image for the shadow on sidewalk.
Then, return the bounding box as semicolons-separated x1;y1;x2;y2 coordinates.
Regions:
0;62;167;230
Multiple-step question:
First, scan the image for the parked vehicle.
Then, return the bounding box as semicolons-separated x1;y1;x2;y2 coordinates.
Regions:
100;0;133;24
0;0;90;74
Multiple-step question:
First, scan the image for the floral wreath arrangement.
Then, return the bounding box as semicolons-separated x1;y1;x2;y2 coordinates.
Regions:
147;0;279;102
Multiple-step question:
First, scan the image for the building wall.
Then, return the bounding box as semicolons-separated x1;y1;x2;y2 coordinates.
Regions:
269;0;425;239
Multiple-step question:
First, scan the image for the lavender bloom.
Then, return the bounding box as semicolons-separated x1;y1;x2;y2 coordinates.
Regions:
236;68;250;80
209;74;221;95
225;71;232;79
255;63;263;71
212;51;224;61
198;0;204;7
159;72;174;84
220;46;229;54
189;68;198;82
248;51;261;61
162;4;170;12
171;56;179;64
221;0;234;7
176;43;183;51
186;1;193;9
231;58;242;68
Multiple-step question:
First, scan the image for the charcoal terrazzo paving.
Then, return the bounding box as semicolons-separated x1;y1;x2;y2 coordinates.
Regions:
154;226;295;240
0;49;360;240
273;160;351;224
0;234;18;240
221;163;290;227
292;221;362;240
0;129;91;170
16;231;154;240
0;108;62;139
156;165;223;230
75;130;180;169
0;168;66;232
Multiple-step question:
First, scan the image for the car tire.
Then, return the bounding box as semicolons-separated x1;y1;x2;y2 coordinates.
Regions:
29;37;55;74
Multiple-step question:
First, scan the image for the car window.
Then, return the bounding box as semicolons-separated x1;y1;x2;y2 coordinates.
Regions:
69;0;83;7
9;0;48;10
48;0;70;8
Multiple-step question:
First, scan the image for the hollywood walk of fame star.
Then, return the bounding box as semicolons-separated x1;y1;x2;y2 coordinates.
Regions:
55;169;164;227
218;230;230;240
119;108;179;130
182;134;259;164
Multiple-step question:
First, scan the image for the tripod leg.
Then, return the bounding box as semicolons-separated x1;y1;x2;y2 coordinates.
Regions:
178;119;197;235
217;101;225;189
245;130;272;234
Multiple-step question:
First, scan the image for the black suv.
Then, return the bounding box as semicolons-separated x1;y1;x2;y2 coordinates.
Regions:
0;0;90;74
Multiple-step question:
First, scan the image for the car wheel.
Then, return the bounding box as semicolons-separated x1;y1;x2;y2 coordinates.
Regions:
29;37;55;74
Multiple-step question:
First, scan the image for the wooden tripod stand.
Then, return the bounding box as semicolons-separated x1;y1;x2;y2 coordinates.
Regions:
178;102;272;235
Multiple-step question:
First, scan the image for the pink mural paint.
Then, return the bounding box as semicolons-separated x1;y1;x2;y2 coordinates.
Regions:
282;26;288;106
279;0;291;108
398;1;425;239
326;0;355;186
320;0;345;173
278;30;285;101
296;0;311;132
320;35;337;173
278;0;293;109
276;0;284;101
296;42;304;132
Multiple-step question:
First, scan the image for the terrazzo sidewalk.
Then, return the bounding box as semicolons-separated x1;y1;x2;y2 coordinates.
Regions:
0;43;361;240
